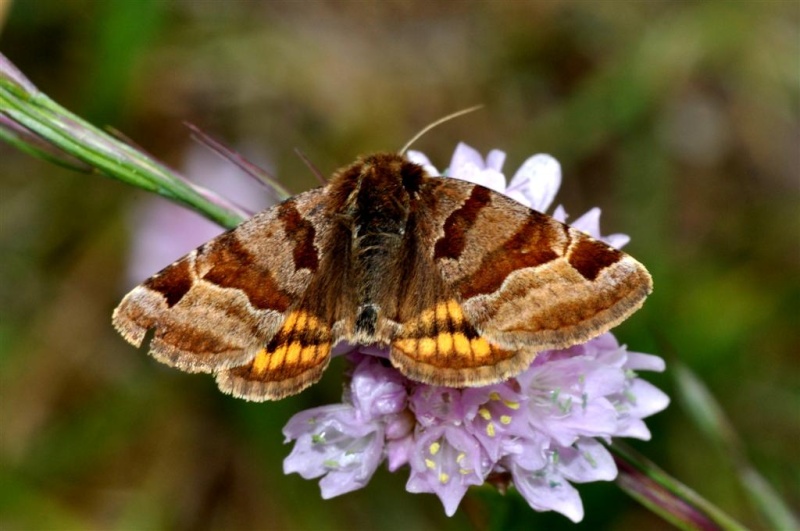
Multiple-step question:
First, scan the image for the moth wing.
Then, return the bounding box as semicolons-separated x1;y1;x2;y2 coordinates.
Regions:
390;177;652;387
113;187;335;401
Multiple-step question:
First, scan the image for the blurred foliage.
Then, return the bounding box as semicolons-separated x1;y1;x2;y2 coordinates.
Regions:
0;1;797;529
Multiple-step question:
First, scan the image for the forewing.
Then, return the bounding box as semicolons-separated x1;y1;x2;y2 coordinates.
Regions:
113;187;335;400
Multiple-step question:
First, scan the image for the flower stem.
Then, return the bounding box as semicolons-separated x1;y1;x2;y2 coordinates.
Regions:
610;440;748;531
0;53;246;229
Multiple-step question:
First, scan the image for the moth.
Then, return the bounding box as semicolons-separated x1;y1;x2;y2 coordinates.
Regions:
113;152;652;401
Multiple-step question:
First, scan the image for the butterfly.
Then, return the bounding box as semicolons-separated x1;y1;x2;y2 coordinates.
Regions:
113;152;652;401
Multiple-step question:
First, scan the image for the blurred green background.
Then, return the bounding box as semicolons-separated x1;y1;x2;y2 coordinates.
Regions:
1;1;797;529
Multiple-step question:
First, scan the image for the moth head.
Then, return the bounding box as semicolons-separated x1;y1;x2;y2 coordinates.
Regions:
337;152;428;196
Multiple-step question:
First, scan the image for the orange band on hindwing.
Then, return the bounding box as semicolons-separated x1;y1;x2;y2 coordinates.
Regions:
393;299;514;370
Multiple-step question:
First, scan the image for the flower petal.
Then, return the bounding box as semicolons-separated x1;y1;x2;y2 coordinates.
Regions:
446;143;507;191
486;149;506;172
569;207;632;249
558;438;617;483
406;425;487;517
603;232;630;250
386;434;414;472
318;427;385;499
409;386;469;426
406;150;440;176
613;417;652;440
450;162;506;191
462;384;530;461
511;461;585;522
506;431;550;471
506;154;562;212
350;354;407;418
571;207;602;238
623;379;671;419
552;204;569;223
625;352;667;372
283;404;383;498
282;404;355;441
449;142;485;173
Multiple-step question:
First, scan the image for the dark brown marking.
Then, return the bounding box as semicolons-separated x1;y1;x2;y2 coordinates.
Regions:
434;185;492;260
232;341;329;381
278;200;319;271
144;258;193;307
459;212;560;299
403;317;481;341
158;326;238;354
561;222;573;254
270;316;331;347
569;236;622;281
229;363;266;381
275;340;290;375
201;232;293;311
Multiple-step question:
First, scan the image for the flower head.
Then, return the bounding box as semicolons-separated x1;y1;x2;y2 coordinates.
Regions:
284;144;668;520
282;355;409;499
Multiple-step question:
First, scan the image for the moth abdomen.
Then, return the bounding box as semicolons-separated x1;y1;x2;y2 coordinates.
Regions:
355;304;378;337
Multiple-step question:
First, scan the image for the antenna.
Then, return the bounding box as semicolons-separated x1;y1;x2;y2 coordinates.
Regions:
399;105;483;155
294;147;328;185
185;122;291;200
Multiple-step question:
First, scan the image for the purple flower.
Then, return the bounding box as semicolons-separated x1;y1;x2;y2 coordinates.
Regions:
282;355;409;499
284;143;669;520
406;424;489;516
510;437;617;522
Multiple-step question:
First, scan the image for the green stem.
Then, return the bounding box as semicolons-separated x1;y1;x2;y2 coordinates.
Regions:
610;441;747;531
0;57;245;229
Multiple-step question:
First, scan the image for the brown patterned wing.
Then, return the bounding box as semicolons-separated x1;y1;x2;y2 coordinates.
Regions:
112;188;335;401
390;178;652;388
